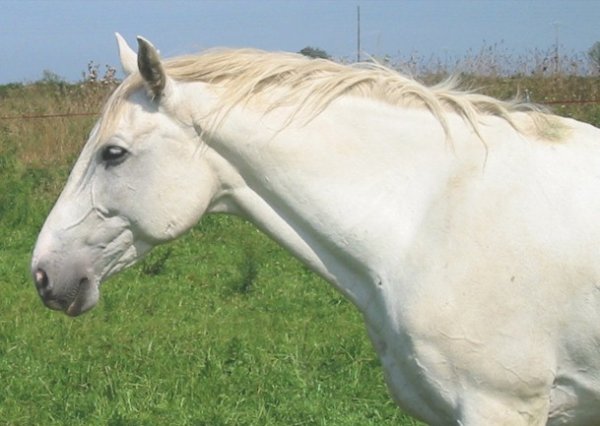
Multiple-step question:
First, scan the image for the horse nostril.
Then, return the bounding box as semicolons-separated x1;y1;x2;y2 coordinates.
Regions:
34;268;51;293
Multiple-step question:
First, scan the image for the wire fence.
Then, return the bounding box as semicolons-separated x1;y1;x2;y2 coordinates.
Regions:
0;112;98;121
1;99;599;121
542;99;600;105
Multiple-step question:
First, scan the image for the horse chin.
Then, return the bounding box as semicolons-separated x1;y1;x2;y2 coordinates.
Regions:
65;278;100;317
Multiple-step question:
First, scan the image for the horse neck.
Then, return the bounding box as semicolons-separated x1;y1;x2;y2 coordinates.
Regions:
204;96;464;311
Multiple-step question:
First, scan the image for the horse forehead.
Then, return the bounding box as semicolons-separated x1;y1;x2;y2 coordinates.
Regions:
102;95;161;140
122;92;159;123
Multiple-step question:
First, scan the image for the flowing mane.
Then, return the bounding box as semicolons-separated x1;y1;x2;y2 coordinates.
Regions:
102;48;555;141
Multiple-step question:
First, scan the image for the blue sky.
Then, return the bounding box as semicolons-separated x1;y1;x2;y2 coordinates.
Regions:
0;0;598;83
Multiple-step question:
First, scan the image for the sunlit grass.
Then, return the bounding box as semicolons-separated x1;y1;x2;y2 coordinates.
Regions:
0;215;414;424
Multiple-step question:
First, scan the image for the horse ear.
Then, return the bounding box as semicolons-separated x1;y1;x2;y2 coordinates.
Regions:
115;33;137;76
137;36;166;98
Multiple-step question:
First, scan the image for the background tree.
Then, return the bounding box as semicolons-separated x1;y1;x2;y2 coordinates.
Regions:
299;46;330;60
588;41;600;72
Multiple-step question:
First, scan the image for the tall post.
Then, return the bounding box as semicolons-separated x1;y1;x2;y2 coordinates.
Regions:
357;5;361;62
554;22;560;74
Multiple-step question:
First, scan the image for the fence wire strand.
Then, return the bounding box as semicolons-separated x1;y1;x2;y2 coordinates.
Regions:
0;112;98;121
0;100;598;122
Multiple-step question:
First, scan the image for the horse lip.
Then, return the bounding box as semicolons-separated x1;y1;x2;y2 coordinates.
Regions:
66;303;82;317
65;278;87;317
44;298;68;311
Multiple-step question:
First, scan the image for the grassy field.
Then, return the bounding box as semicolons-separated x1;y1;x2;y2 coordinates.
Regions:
0;72;599;425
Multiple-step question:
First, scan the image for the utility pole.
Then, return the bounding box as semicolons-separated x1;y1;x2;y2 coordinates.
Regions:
357;5;361;62
554;22;560;74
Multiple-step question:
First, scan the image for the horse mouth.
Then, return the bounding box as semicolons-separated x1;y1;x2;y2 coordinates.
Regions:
65;278;95;317
42;278;94;317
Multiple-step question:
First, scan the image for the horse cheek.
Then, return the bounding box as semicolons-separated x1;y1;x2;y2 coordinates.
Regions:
135;165;216;243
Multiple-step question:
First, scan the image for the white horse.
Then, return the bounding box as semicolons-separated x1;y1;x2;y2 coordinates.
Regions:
32;34;600;425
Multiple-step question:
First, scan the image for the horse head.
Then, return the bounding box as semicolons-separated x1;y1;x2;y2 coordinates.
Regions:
31;35;224;315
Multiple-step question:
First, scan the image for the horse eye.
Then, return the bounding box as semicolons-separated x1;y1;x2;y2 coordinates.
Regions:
101;145;129;165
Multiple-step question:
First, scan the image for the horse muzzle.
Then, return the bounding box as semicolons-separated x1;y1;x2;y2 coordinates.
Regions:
32;262;99;317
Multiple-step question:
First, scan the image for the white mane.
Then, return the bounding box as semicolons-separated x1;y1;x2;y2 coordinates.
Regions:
100;48;558;142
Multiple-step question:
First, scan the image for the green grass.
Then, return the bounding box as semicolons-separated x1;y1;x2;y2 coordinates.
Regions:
1;72;599;424
1;214;416;424
0;217;413;425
